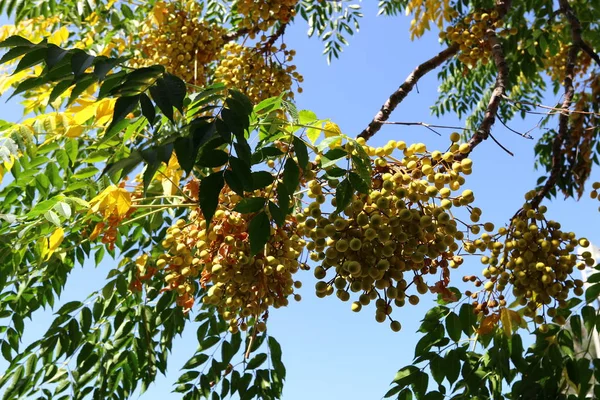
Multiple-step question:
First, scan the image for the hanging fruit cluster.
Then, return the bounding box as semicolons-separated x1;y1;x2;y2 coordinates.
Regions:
235;0;299;32
298;135;487;332
130;0;226;85
465;191;593;325
543;32;592;82
441;9;509;67
156;180;306;333
214;42;302;103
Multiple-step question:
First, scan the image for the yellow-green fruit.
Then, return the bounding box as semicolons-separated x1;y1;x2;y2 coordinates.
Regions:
390;320;402;332
351;302;362;312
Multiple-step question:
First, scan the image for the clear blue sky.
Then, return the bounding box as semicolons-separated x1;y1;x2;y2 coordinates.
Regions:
1;3;599;399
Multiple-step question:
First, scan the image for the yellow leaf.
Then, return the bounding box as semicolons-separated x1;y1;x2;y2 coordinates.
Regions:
323;121;343;148
65;124;85;138
48;26;69;45
49;227;65;252
0;155;14;185
95;99;116;126
136;254;148;268
158;153;183;196
90;186;132;218
107;187;132;217
72;102;99;125
153;1;167;25
476;313;500;335
89;222;105;241
306;121;323;144
500;308;512;337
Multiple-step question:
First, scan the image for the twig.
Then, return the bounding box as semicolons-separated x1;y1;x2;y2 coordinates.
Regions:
495;112;534;139
488;132;514;156
530;0;580;209
357;43;460;141
380;121;469;133
458;29;509;159
502;95;600;117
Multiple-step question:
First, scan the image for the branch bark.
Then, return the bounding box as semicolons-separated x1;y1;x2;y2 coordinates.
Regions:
357;43;459;141
530;0;580;208
456;30;509;160
558;2;600;67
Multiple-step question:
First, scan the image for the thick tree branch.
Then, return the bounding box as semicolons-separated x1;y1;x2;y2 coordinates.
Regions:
456;30;509;160
530;0;580;208
357;43;459;141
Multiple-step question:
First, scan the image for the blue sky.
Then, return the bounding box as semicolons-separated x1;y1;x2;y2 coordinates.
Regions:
1;3;600;399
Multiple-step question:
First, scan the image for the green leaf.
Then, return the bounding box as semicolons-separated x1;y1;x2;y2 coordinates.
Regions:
27;197;61;218
149;78;177;123
0;35;35;48
199;172;225;228
251;146;283;165
70;50;95;78
221;341;235;364
581;305;596;333
0;45;35;65
321;148;347;168
199;336;220;351
445;312;462;342
177;371;200;383
57;301;82;315
268;201;285;227
197;149;229;168
139;93;156;125
445;349;460;384
112;65;164;97
298;109;317;125
234;197;265;214
398;389;413;400
54;202;71;219
246;353;267;370
251;171;274;191
12;46;47;74
393;366;419;387
335;178;353;212
586;283;600;304
182;354;209;369
254;96;282;114
348;171;369;194
283;158;300;194
224;169;244;196
44;210;60;226
411;371;428;399
459;303;477;336
249;211;270;256
106;95;140;135
383;385;404;398
292;136;309;170
429;355;444;385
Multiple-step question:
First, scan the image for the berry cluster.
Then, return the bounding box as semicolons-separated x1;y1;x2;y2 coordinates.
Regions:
235;0;298;32
298;136;483;331
465;191;593;324
157;181;306;332
441;10;509;67
131;1;226;84
214;42;303;103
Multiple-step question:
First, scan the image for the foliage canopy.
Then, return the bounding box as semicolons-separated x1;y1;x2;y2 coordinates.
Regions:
0;0;600;399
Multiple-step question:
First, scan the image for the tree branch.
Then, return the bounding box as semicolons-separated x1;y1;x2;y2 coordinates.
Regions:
457;30;509;159
357;43;459;141
557;3;600;67
530;0;580;209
